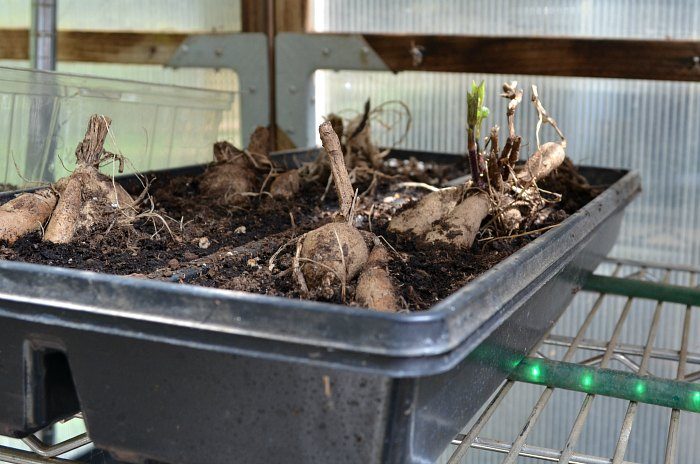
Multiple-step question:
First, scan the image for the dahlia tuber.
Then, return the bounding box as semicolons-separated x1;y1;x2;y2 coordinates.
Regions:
355;240;399;312
42;115;136;244
199;127;272;205
298;121;368;299
0;190;57;244
389;82;568;250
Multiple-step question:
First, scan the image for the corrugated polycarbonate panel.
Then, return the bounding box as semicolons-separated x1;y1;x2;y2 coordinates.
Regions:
55;0;241;32
0;0;241;32
315;1;700;463
313;0;699;39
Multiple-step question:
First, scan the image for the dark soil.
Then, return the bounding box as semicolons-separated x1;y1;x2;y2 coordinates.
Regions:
0;157;599;311
0;157;465;275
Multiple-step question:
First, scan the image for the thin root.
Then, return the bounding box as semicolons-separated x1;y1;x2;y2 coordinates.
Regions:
396;182;440;192
268;235;301;272
293;238;309;295
332;228;347;302
478;223;561;243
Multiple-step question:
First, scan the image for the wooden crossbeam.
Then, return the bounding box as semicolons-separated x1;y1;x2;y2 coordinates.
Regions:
362;34;700;82
1;29;188;65
1;29;698;82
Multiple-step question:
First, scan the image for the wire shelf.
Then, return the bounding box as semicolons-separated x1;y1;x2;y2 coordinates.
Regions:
448;256;700;464
0;417;89;464
2;257;699;464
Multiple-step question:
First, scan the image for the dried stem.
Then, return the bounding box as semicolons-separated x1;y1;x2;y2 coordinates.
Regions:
489;126;500;157
348;98;371;141
75;114;111;167
487;126;503;189
531;84;566;149
509;136;522;166
501;81;523;140
500;81;523;167
319;120;355;220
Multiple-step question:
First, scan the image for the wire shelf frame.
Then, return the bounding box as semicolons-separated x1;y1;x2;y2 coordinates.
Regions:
448;256;700;464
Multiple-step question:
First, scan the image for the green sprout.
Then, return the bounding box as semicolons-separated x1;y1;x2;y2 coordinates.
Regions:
467;80;489;140
466;80;489;184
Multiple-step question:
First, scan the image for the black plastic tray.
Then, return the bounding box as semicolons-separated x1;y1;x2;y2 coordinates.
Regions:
0;149;640;464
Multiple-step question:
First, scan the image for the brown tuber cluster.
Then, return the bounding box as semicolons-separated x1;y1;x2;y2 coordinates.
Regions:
389;83;567;250
296;120;399;312
0;115;137;245
354;239;399;312
269;100;407;201
199;127;273;205
0;190;57;244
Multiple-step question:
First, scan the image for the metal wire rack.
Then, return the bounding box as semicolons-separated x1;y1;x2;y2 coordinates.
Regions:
447;256;700;464
2;256;699;464
0;416;89;464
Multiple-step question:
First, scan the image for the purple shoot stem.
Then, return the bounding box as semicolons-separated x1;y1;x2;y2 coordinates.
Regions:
467;127;482;187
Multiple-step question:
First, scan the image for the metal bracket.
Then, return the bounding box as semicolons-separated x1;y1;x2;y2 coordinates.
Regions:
167;33;269;144
275;33;390;148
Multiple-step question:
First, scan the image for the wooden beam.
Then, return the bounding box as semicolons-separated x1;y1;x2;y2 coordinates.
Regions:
0;29;28;60
242;0;310;33
362;34;700;82
1;29;188;64
274;0;310;32
241;0;269;33
1;29;698;82
57;31;188;64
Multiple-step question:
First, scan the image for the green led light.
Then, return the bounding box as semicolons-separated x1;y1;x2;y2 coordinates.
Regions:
581;372;594;389
691;391;700;409
529;364;542;381
635;381;646;396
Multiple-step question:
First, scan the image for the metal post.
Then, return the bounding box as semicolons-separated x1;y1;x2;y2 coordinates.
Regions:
30;0;57;70
27;0;59;182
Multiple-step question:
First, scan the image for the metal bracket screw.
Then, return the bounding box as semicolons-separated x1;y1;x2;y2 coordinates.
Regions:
410;41;426;67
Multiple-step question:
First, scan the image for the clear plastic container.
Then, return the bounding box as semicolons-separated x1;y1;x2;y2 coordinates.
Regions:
0;66;234;184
